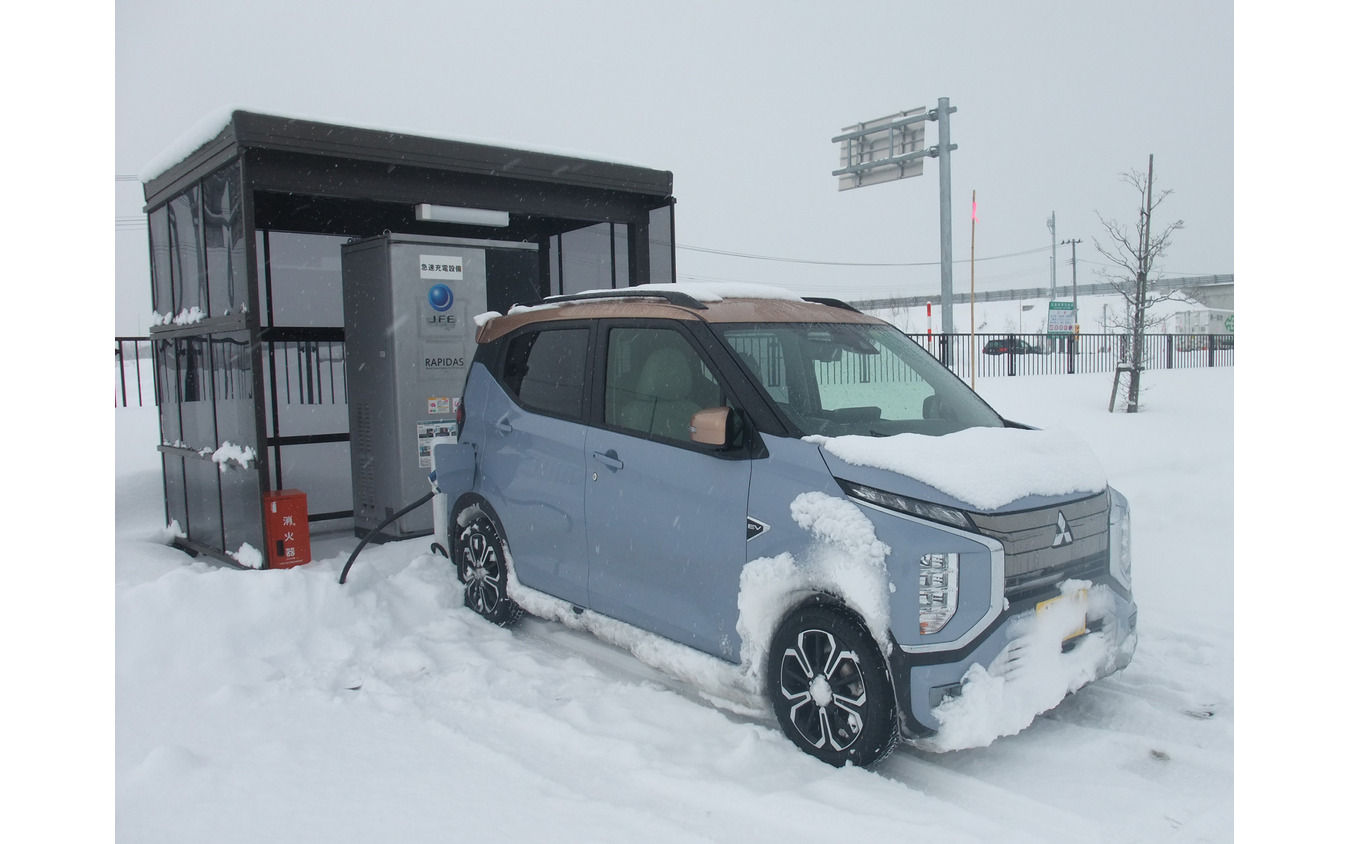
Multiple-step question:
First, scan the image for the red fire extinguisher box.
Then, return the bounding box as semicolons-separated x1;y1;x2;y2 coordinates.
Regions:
264;489;312;569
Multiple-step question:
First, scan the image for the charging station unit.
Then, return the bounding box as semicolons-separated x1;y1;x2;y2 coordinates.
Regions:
342;233;537;540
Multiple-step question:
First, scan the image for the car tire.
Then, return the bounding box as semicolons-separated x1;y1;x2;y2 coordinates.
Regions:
768;601;897;767
455;514;523;627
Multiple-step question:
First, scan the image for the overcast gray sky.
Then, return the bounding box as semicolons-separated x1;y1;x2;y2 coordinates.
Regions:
114;0;1235;333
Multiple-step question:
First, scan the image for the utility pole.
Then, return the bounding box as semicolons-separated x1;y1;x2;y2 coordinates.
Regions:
937;98;955;335
1060;237;1082;325
1046;212;1057;300
1060;236;1082;374
970;189;976;387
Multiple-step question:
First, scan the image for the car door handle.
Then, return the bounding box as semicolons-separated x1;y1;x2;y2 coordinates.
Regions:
494;416;514;435
591;450;624;471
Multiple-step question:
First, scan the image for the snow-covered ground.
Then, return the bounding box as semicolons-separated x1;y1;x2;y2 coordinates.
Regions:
115;367;1233;842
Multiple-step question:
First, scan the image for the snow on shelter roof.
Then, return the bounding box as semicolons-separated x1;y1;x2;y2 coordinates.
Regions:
140;109;675;208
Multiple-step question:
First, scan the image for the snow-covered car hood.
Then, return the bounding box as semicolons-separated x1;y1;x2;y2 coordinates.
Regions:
808;426;1108;513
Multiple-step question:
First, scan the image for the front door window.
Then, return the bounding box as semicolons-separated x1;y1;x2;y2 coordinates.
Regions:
604;326;726;443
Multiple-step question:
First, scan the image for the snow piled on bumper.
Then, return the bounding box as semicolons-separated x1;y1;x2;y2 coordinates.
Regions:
915;580;1136;752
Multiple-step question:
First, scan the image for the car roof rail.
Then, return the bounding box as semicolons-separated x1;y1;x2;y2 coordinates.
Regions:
519;287;709;311
803;296;863;314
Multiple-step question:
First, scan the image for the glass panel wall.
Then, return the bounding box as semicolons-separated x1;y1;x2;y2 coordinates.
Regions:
270;441;352;516
149;207;173;316
221;466;263;557
560;222;614;294
255;229;353;526
147;162;263;561
154;337;182;445
261;339;348;439
204;162;248;317
168;186;206;317
548;240;561;296
648;205;675;286
184;457;223;549
259;232;347;327
213;331;256;449
614;224;630;288
555;222;633;294
163;454;188;536
176;336;217;448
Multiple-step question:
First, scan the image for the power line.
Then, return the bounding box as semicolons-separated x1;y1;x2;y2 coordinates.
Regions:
110;176;1222;277
118;171;1215;276
675;242;1051;267
114;172;1054;269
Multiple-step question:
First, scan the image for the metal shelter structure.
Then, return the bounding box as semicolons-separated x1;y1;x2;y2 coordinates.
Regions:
142;110;677;566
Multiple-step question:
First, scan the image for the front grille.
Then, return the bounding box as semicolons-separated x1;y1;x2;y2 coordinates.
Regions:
968;491;1111;606
1003;549;1110;605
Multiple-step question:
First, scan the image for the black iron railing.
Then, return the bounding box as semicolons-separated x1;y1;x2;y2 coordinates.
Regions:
115;332;1233;408
115;337;154;407
909;332;1234;381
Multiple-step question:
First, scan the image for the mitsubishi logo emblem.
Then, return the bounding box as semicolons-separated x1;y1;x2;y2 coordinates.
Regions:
1052;511;1074;547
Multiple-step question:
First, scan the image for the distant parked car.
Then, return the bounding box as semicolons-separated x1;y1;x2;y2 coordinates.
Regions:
982;338;1044;355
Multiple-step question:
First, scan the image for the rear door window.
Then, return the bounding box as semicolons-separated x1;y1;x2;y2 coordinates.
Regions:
501;326;590;421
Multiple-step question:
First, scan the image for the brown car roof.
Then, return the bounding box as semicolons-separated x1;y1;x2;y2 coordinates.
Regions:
475;291;883;344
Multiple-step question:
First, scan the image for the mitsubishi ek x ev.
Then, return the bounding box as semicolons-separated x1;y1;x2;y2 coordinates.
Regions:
433;285;1137;767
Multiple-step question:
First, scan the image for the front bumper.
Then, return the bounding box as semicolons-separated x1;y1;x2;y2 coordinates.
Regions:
890;580;1137;751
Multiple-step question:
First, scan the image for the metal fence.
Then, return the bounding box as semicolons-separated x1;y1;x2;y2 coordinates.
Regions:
269;339;348;407
115;337;154;408
912;332;1234;381
115;331;1233;408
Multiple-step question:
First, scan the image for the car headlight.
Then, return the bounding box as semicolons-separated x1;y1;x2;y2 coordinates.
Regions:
838;480;975;530
919;552;959;634
1109;486;1132;590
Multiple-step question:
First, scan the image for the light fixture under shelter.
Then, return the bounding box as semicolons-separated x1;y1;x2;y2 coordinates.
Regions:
415;204;510;227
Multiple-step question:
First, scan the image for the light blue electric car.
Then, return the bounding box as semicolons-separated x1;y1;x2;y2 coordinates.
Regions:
435;286;1136;767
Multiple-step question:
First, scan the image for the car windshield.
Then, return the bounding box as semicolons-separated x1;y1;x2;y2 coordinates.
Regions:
715;321;1004;438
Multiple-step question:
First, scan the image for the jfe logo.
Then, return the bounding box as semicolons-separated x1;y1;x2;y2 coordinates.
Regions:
428;284;454;312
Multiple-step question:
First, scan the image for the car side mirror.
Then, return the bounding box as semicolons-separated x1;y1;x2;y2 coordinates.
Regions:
923;393;955;421
689;406;732;447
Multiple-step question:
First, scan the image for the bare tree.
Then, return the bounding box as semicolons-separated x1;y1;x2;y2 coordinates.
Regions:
886;299;908;331
1094;154;1184;412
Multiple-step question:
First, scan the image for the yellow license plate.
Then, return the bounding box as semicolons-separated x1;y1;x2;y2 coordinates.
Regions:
1037;589;1088;640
